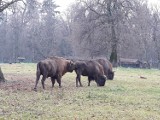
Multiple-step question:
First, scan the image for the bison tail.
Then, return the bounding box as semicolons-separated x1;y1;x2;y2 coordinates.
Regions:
36;62;41;79
34;63;41;90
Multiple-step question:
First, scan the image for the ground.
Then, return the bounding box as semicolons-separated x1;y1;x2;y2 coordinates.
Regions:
0;63;160;120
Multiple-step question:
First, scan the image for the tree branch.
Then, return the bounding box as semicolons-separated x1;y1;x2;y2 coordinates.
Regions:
0;0;21;12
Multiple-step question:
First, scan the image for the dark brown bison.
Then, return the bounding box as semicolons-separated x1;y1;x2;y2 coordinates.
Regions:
96;58;114;80
34;56;75;91
74;60;106;87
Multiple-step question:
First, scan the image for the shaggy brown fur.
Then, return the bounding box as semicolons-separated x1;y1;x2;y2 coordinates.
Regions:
34;56;74;91
96;58;114;80
74;60;106;87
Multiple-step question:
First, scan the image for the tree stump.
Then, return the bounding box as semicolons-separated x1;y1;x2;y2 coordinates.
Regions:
0;67;5;82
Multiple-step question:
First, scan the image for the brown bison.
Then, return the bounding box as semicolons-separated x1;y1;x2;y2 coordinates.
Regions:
74;60;106;87
96;58;114;80
34;56;75;91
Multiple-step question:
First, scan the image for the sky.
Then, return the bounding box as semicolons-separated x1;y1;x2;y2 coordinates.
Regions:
54;0;160;12
148;0;160;5
55;0;75;12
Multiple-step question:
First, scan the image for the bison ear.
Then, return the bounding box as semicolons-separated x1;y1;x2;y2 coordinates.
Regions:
69;60;74;65
103;75;107;79
69;61;72;65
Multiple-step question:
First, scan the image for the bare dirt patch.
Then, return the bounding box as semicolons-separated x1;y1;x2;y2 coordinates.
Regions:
0;74;35;92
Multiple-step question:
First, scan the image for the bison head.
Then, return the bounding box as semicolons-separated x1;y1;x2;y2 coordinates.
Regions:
67;61;75;72
97;75;106;86
107;71;114;80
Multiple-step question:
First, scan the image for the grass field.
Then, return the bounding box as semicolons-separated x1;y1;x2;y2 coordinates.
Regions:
0;63;160;120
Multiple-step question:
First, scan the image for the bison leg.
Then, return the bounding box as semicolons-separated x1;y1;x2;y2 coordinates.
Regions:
95;81;99;86
41;75;47;89
76;75;78;87
34;71;41;91
56;76;62;88
51;77;55;88
88;77;92;86
95;76;100;86
76;74;83;87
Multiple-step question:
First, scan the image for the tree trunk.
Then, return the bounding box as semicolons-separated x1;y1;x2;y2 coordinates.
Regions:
0;67;5;82
109;21;118;67
110;46;118;67
108;0;118;67
0;0;20;12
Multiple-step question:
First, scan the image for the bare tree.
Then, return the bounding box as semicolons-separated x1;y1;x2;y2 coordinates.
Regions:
0;0;21;12
70;0;135;66
1;0;160;69
152;9;160;68
0;0;21;82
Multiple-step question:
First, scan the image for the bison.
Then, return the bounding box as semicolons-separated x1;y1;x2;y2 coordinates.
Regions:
34;56;75;91
74;60;106;87
96;58;114;80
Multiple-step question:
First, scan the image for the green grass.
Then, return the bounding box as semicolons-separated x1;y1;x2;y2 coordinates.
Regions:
0;64;160;120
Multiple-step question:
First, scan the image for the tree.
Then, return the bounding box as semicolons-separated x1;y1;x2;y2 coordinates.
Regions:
71;0;134;65
152;9;160;68
38;0;59;57
69;0;156;67
0;0;21;12
0;0;160;69
0;0;21;82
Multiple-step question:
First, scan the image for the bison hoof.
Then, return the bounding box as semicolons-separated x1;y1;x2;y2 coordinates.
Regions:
76;85;83;87
33;88;37;92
